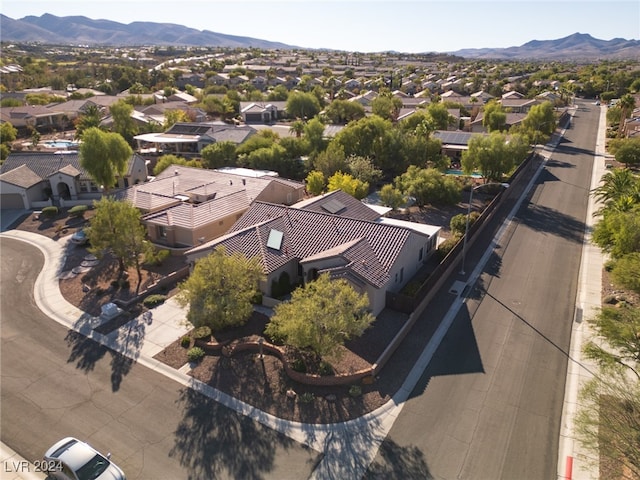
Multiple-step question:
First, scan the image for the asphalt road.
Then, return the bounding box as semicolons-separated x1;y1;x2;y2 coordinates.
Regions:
366;101;599;480
0;237;319;480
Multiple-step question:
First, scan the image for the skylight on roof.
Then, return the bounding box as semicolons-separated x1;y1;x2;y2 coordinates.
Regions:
266;229;284;251
321;199;346;214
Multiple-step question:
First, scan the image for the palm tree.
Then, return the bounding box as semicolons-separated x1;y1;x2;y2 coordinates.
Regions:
289;119;305;138
617;93;636;138
592;168;640;213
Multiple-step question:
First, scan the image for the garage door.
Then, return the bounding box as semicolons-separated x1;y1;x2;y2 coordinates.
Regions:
0;194;26;209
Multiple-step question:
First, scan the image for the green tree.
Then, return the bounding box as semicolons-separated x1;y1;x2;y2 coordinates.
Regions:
286;91;321;120
520;101;556;144
462;131;518;182
163;109;191;130
303;117;326;153
109;99;138;144
305;170;325;196
200;141;237;169
74;104;102;139
394;166;461;206
153;154;201;176
371;93;403;121
323;99;365;124
327;171;369;199
482;100;507;132
313;142;348;178
265;274;375;358
615;137;640;167
289;119;305;138
0;122;17;144
592;205;640;258
79;128;132;191
611;252;640;294
176;248;263;331
379;184;405;210
347;155;383;185
426;103;454;130
592;168;640;212
87;197;153;290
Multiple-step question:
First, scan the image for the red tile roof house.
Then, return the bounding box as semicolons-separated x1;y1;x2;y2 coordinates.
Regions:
116;165;306;250
185;190;441;315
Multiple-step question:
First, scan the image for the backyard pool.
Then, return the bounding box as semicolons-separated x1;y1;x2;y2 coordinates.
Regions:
43;140;80;149
445;169;483;178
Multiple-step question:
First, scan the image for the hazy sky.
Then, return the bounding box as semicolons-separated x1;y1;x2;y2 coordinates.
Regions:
3;0;639;53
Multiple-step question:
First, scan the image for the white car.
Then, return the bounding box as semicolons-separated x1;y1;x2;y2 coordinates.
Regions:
43;437;126;480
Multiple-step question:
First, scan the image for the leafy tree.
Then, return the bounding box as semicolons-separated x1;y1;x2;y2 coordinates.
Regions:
306;170;325;196
176;248;263;331
74;104;102;139
267;85;289;101
109;100;138;144
153;154;201;176
265;274;375;358
426;103;454;130
200;141;237;169
236;130;276;156
313;142;348;178
347;155;383;185
327;171;369;199
163;109;191;130
371;93;403;121
323;99;365;124
450;211;481;236
611;252;640;294
304;117;327;153
592;205;640;258
482;100;507;132
520;101;556;144
615;137;640;167
79;128;132;191
462;131;519;182
286;91;321;120
87;197;153;291
394;166;461;206
0;122;17;144
379;184;405;210
332;115;394;169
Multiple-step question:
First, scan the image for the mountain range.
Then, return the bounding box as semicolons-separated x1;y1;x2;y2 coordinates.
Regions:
1;14;639;60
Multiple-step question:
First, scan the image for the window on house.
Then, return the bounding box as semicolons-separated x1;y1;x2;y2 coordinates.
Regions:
79;183;88;193
158;226;167;238
419;247;423;262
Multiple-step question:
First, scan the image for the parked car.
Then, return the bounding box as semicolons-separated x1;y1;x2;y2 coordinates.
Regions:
43;437;126;480
70;228;88;245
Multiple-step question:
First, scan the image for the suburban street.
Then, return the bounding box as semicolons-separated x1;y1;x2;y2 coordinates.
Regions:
1;101;600;480
366;100;599;479
0;237;319;480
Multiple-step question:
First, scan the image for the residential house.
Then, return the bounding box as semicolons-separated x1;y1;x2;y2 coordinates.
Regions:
433;130;486;163
133;122;256;156
185;189;441;315
0;151;148;210
239;102;287;123
118;165;306;249
499;97;539;114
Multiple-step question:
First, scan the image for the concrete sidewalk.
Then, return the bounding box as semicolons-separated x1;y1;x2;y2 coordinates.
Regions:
0;443;46;480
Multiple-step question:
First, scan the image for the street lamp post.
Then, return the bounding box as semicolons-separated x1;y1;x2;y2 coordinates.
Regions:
460;182;509;276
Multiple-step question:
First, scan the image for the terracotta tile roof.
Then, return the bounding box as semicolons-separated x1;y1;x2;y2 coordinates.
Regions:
142;190;250;228
0;164;42;188
292;189;380;221
189;201;430;288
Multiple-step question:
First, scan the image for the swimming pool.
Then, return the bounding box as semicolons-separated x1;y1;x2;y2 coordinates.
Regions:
445;169;483;178
44;140;79;149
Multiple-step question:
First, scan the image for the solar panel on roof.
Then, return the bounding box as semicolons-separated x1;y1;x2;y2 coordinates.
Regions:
321;199;346;214
266;229;284;250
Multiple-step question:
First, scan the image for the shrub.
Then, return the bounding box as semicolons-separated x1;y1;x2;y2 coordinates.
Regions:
437;235;461;259
318;361;334;376
291;358;307;373
187;347;205;362
41;206;59;218
68;205;89;218
180;336;191;348
298;392;315;404
349;385;362;397
143;294;167;308
118;278;130;290
192;326;212;340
